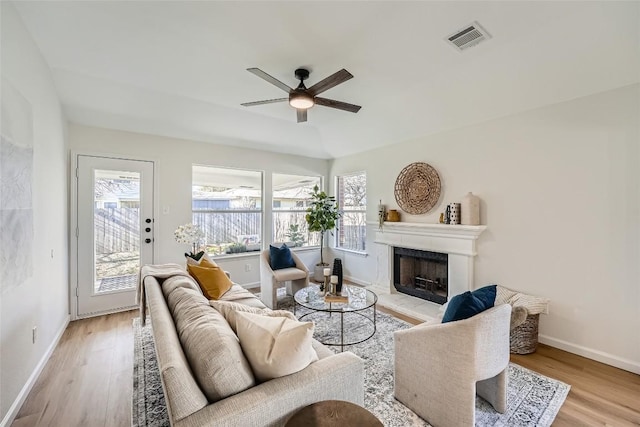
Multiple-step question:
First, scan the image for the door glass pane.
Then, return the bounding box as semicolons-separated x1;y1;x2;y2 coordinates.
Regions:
94;169;140;293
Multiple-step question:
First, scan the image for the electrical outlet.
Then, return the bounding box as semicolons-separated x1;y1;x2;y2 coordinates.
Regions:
245;264;251;272
32;326;37;344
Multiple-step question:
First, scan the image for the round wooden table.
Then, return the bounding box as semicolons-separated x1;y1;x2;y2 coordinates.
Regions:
285;400;383;427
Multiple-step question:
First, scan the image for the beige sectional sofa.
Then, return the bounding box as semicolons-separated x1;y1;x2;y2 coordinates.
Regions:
142;267;365;427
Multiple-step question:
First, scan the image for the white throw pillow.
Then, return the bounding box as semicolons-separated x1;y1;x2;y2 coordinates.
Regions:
209;300;297;333
235;311;318;382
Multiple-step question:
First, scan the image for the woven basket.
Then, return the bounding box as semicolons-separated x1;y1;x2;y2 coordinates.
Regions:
510;313;540;354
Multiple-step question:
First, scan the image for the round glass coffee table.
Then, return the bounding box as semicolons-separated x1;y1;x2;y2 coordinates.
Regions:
294;284;377;351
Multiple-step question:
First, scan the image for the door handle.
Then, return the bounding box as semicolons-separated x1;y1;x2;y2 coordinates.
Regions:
145;218;152;223
145;227;151;232
145;238;152;244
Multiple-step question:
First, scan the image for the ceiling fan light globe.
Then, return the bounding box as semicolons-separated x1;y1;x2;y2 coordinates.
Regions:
289;94;314;109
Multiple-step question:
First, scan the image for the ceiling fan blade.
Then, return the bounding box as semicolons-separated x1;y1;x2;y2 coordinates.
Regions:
314;97;361;113
297;109;307;123
308;69;353;95
247;68;292;93
241;98;288;107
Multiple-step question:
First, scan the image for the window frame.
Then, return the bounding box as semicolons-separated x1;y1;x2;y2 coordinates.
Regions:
271;173;323;248
335;171;367;254
191;165;263;257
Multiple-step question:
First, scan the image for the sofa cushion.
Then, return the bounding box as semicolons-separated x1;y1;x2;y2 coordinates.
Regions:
442;285;497;323
168;287;255;402
218;284;267;309
269;244;296;270
187;262;233;300
209;300;297;333
161;275;203;301
235;311;318;382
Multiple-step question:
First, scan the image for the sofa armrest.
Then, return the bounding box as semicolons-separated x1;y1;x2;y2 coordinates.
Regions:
175;351;364;427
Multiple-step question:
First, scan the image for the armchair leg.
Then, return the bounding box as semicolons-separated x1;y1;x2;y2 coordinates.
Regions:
260;278;278;309
289;277;308;295
477;368;508;413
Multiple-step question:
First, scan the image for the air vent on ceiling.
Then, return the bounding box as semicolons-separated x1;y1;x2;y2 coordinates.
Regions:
446;21;491;51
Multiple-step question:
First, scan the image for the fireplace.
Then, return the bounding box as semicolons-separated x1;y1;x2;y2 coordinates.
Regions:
373;222;487;315
393;247;448;304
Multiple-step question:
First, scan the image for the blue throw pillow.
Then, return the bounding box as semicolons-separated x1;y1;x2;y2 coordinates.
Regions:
269;244;296;270
441;285;497;323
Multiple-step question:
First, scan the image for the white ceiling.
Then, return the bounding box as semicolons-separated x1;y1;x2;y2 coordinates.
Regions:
13;1;640;159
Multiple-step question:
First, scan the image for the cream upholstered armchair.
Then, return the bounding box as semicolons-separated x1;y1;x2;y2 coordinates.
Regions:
394;303;512;427
259;247;309;309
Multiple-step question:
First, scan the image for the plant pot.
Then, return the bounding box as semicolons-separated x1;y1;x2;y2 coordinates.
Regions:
314;264;329;282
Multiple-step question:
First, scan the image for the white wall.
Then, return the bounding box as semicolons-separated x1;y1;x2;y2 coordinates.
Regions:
0;3;69;423
68;124;329;283
331;84;640;373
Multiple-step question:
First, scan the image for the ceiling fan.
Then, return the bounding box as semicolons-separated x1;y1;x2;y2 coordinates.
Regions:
241;68;361;123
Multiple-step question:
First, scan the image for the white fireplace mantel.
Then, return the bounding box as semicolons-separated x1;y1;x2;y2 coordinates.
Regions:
371;221;487;307
374;222;487;256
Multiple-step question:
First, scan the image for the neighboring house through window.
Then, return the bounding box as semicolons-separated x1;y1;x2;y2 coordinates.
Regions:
192;165;262;255
336;172;367;252
272;173;321;247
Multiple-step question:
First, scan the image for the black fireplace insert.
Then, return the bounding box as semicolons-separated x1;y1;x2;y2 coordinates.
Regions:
393;247;448;304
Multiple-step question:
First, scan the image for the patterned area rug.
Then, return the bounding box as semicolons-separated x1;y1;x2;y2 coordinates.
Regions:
132;299;570;427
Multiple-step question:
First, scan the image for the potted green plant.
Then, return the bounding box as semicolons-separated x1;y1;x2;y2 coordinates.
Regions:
305;185;339;281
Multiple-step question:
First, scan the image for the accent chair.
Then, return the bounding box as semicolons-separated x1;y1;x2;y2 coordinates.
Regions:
259;246;309;309
393;303;512;427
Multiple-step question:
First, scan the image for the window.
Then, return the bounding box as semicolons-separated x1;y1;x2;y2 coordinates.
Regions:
336;172;367;252
272;173;321;247
192;166;262;256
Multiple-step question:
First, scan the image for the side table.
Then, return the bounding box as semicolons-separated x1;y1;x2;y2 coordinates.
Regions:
285;400;382;427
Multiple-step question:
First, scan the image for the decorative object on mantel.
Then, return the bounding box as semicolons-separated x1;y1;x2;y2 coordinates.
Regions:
439;213;445;224
448;203;461;225
386;209;401;222
394;162;442;214
461;192;481;225
445;205;451;224
377;200;386;229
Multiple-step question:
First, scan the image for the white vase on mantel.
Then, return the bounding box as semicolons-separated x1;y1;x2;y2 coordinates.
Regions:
461;192;480;225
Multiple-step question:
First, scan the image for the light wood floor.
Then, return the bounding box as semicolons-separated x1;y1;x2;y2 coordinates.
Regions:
12;306;640;427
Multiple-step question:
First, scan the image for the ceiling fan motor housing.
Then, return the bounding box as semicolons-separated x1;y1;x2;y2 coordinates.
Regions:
294;68;310;82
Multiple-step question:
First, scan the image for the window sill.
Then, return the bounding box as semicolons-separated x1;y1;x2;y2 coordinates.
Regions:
212;251;260;261
211;245;320;260
334;247;368;257
291;246;320;253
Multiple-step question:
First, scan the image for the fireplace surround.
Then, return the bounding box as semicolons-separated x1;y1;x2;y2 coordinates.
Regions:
374;222;486;306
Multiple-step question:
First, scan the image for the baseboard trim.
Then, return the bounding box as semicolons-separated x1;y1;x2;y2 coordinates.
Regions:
242;281;260;289
539;334;640;375
344;275;371;287
1;315;70;427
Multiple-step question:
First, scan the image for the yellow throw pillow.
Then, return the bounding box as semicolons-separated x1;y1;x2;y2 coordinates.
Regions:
187;263;232;300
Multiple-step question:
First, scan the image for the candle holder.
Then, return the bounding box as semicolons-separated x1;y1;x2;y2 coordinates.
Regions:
330;275;338;295
321;267;331;295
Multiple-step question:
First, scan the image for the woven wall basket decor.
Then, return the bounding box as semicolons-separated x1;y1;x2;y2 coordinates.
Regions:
394;162;442;215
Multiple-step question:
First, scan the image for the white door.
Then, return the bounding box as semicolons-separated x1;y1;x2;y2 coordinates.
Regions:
76;155;154;317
